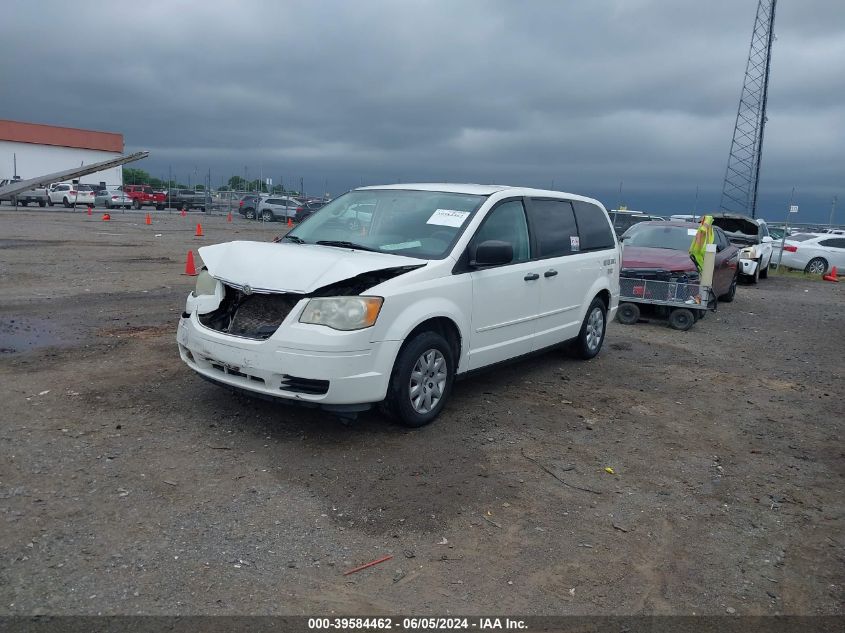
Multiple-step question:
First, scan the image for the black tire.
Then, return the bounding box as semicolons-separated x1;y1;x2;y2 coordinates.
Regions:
156;204;165;211
63;197;70;208
616;302;640;325
20;201;28;207
759;259;769;279
383;330;455;428
261;210;275;222
805;257;828;275
719;272;738;303
749;259;761;284
106;200;112;209
669;308;695;331
47;198;54;207
245;208;256;220
133;199;141;210
38;200;46;207
574;296;607;360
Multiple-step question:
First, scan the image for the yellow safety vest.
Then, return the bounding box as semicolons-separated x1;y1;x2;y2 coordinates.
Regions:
689;215;715;271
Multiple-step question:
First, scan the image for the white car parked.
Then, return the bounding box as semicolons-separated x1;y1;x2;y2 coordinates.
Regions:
177;184;620;426
711;213;774;283
777;234;845;275
47;183;95;207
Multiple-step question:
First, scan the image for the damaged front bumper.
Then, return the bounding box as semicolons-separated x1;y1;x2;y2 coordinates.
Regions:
738;257;759;277
176;310;401;408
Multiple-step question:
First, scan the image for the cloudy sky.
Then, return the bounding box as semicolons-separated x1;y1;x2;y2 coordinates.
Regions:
2;0;844;221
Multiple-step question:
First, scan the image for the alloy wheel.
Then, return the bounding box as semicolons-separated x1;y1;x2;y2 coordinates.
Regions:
585;307;604;352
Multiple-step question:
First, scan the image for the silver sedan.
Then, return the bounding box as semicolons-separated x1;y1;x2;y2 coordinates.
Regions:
95;190;132;209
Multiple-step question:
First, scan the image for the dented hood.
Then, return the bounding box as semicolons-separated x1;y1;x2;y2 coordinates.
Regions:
198;240;424;294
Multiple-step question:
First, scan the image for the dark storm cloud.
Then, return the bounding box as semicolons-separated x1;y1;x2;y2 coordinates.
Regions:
1;0;843;218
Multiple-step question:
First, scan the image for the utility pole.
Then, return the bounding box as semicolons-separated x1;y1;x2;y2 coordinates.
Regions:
775;186;795;270
830;195;838;227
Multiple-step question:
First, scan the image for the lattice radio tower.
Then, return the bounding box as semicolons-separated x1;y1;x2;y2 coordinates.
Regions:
719;0;777;219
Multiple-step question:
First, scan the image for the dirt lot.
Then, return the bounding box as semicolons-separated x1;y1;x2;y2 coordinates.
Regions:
1;207;842;616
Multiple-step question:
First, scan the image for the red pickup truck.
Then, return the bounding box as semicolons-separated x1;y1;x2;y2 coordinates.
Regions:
122;185;166;210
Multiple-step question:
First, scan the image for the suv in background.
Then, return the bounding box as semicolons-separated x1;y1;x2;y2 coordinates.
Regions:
238;194;265;219
47;183;96;207
256;196;299;222
294;200;327;223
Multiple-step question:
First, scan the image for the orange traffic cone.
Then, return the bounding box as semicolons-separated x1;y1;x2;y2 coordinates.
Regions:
180;209;187;218
87;205;93;216
227;212;233;223
102;213;111;221
145;212;152;225
823;266;839;282
287;217;293;228
195;222;203;237
183;250;198;276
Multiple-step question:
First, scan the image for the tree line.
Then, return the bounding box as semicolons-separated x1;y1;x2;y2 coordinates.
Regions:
123;168;299;195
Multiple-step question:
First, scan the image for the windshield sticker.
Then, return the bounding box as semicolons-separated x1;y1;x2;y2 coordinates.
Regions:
427;209;470;227
687;229;698;236
570;236;580;251
382;240;422;251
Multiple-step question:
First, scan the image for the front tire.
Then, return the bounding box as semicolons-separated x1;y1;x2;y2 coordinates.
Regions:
574;296;607;359
669;308;695;331
63;197;70;208
719;272;738;302
383;331;455;428
805;257;827;275
38;200;46;207
47;198;54;206
261;210;274;222
616;302;640;325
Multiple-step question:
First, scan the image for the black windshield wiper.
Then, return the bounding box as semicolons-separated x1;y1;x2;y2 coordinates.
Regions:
282;234;305;244
316;240;379;252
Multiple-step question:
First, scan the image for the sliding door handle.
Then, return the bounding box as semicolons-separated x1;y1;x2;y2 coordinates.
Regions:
524;273;540;281
544;269;558;278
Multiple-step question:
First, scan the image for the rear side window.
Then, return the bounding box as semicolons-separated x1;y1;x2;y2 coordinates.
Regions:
527;199;578;258
820;238;845;249
573;201;615;250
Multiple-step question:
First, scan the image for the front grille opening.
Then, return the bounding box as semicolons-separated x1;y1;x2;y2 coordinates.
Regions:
199;285;302;340
280;375;330;395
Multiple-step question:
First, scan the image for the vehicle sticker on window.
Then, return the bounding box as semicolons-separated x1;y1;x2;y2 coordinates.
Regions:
382;240;422;251
570;236;580;251
427;209;470;227
687;229;698;236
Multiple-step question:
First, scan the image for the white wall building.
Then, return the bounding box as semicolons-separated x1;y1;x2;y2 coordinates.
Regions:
0;119;124;187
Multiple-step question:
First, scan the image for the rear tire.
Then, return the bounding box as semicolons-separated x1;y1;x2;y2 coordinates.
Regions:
574;296;607;359
669;308;695;331
245;208;256;220
38;200;46;207
156;204;165;211
805;257;827;275
382;331;455;428
616;302;640;325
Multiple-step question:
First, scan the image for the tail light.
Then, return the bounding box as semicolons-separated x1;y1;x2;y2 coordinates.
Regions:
112;196;119;200
296;206;303;212
69;190;77;195
784;245;798;252
239;201;244;207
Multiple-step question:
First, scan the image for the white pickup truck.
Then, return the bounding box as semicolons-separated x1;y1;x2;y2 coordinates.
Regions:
0;178;48;206
711;213;774;283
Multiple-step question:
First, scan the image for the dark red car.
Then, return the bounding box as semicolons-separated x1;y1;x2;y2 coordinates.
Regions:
620;221;740;302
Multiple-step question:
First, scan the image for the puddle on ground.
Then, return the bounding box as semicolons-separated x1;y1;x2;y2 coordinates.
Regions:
0;317;70;354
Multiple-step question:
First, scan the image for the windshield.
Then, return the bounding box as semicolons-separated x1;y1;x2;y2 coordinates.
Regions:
623;224;697;251
287;189;486;259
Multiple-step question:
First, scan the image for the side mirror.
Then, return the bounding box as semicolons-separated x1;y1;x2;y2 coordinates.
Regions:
762;235;773;243
471;240;513;266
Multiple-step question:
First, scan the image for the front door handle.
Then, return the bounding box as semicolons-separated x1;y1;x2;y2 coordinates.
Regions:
524;273;540;281
544;269;558;278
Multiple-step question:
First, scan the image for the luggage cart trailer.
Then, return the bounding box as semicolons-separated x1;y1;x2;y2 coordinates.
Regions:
617;275;715;331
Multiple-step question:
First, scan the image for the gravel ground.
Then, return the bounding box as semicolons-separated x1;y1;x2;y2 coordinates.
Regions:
0;207;842;616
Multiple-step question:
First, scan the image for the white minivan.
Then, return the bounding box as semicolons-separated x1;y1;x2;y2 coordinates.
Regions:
177;184;620;426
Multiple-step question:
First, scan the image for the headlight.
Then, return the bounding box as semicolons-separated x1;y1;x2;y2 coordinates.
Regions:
193;269;217;296
299;296;383;330
740;246;757;259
